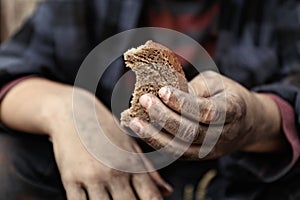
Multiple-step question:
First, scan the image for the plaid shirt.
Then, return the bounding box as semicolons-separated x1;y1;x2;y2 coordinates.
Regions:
0;0;300;199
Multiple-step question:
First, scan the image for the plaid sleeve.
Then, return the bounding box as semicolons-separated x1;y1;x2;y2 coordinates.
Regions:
0;76;37;103
268;94;300;167
0;1;60;88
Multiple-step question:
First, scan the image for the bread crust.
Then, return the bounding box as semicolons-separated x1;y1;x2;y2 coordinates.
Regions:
120;40;188;127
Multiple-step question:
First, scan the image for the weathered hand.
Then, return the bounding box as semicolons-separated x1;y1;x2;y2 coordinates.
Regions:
130;71;284;160
49;89;173;200
0;77;172;199
52;130;170;200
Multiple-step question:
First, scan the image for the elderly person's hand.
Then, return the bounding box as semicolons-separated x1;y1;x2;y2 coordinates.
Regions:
0;78;172;200
129;71;286;160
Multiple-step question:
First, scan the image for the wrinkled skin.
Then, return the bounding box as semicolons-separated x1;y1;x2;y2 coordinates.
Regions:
130;71;285;160
52;94;171;200
0;78;172;200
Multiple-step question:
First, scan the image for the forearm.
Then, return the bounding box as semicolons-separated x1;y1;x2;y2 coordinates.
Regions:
0;77;89;136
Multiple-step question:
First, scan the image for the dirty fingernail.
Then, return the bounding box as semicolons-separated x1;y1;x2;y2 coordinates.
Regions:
159;87;171;102
129;118;143;133
139;95;152;109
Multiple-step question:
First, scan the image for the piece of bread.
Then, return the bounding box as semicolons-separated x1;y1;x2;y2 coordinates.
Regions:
120;40;188;127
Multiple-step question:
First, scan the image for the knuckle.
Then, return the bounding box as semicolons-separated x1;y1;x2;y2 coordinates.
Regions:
235;100;246;119
142;123;158;138
162;143;183;158
218;124;242;145
149;104;167;123
145;137;164;150
62;171;76;184
167;86;176;96
222;128;239;141
181;97;195;115
177;122;199;142
109;169;128;179
164;116;180;134
201;70;218;78
200;102;216;123
201;70;220;84
189;80;203;96
177;94;186;109
226;93;246;120
83;171;101;183
77;164;104;182
167;88;183;109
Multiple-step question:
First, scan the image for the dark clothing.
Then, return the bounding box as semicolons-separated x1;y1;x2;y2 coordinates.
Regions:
0;125;65;199
0;0;299;199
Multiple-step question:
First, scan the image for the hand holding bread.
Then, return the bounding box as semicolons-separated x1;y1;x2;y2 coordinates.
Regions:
124;41;284;159
121;40;188;127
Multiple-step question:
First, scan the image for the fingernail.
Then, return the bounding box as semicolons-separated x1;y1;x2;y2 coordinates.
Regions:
139;95;152;109
159;87;171;102
161;183;173;196
129;118;143;134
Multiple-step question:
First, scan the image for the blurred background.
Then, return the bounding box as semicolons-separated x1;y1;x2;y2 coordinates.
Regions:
0;0;39;41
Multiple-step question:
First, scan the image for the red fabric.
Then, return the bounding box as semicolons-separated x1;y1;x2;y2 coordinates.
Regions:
0;76;36;102
266;94;300;166
147;2;220;57
148;3;220;33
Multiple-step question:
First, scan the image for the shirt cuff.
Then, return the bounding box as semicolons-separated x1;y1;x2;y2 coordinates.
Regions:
265;93;300;168
0;76;37;102
223;93;300;183
233;93;300;182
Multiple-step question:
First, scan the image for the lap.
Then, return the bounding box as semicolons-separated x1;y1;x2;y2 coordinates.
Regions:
0;125;217;200
0;126;65;200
